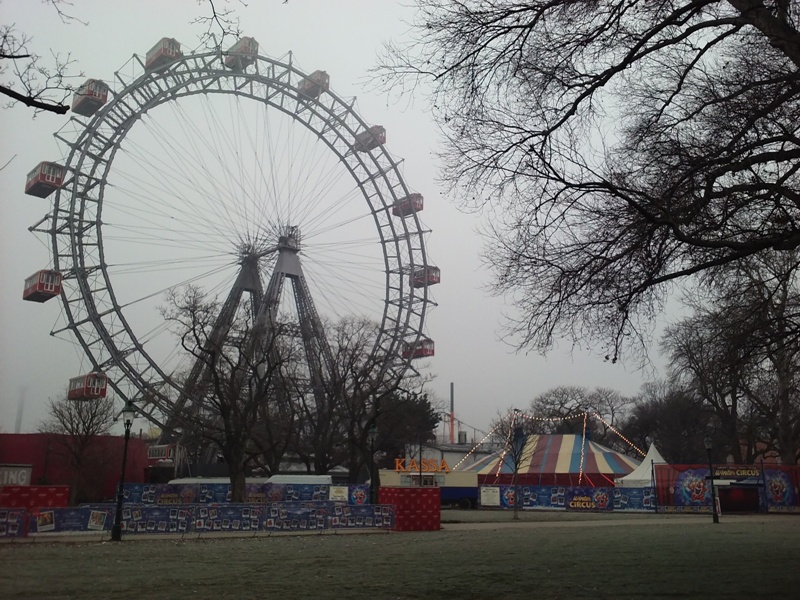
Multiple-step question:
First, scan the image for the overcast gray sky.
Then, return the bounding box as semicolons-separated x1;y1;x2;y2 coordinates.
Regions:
0;0;664;438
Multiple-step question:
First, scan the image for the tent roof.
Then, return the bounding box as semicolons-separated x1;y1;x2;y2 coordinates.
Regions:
460;434;640;479
615;443;667;487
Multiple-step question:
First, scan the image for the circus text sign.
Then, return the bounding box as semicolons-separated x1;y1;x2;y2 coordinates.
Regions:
394;458;450;473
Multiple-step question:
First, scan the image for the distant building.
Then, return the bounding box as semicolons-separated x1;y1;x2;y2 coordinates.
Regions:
0;433;149;504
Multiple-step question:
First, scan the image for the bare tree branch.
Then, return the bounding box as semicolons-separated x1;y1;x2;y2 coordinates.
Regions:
377;0;800;363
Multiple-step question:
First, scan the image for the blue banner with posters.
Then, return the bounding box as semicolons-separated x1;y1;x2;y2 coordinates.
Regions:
121;483;368;505
24;501;394;535
0;508;27;538
612;487;655;511
329;503;394;529
28;506;114;534
481;485;656;511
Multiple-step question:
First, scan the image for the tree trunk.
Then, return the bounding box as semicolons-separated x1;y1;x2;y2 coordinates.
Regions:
227;448;247;503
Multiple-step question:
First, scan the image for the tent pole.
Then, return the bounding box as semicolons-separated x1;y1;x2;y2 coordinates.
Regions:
650;459;658;512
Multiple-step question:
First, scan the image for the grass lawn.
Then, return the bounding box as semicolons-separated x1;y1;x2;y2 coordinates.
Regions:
1;512;797;599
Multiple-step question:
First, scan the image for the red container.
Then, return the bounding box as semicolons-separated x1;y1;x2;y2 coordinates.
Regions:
379;487;440;531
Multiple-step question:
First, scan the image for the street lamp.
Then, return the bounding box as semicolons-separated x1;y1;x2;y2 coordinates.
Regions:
111;400;136;541
703;435;719;524
367;424;378;505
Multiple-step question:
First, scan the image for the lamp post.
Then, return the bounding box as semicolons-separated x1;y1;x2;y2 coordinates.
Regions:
703;435;719;524
367;424;378;505
111;401;136;542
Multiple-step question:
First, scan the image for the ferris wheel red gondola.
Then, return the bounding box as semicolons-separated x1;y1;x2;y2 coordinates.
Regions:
27;36;438;429
67;372;108;400
22;270;62;302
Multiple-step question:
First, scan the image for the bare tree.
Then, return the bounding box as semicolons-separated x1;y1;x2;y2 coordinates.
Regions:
665;250;800;464
528;386;632;450
162;285;300;502
290;317;411;482
38;393;116;503
662;311;753;463
620;380;714;464
378;1;800;361
489;409;533;520
1;1;248;115
0;1;82;114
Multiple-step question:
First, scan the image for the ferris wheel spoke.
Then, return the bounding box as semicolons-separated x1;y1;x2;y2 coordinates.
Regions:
111;141;241;243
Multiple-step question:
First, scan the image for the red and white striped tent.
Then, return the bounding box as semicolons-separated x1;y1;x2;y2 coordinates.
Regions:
462;434;641;487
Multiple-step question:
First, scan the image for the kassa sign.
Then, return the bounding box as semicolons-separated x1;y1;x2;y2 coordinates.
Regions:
394;458;450;473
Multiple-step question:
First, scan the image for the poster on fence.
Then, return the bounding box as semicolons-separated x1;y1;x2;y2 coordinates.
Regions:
764;469;800;512
480;486;500;507
329;486;349;502
349;485;368;505
28;507;114;534
265;503;324;531
194;505;264;533
0;508;26;538
613;487;655;511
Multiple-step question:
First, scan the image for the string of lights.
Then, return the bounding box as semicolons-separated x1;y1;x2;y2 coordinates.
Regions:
578;413;588;485
452;422;502;470
517;412;586;423
592;412;646;457
490;410;518;483
452;408;645;475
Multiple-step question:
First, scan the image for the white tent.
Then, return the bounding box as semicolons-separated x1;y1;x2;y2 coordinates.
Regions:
615;444;667;487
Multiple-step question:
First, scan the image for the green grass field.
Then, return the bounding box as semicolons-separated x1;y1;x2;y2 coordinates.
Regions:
1;512;798;599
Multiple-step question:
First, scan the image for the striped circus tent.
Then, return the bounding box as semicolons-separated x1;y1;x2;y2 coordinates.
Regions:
462;434;641;487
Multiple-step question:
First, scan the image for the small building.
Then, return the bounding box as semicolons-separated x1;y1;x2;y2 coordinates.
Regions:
0;433;149;504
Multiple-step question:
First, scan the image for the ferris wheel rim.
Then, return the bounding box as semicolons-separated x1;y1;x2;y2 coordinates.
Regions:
45;47;432;425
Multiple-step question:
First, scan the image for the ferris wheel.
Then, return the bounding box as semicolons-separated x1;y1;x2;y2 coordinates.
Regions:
24;36;438;434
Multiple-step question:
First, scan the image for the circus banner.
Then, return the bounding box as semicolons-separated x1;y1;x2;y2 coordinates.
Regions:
565;487;613;511
520;486;563;509
22;502;395;536
330;504;394;529
122;483;368;505
654;464;713;512
193;505;265;533
122;505;191;534
612;487;655;511
28;506;114;534
349;484;369;505
655;464;800;513
264;503;326;531
764;467;800;513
